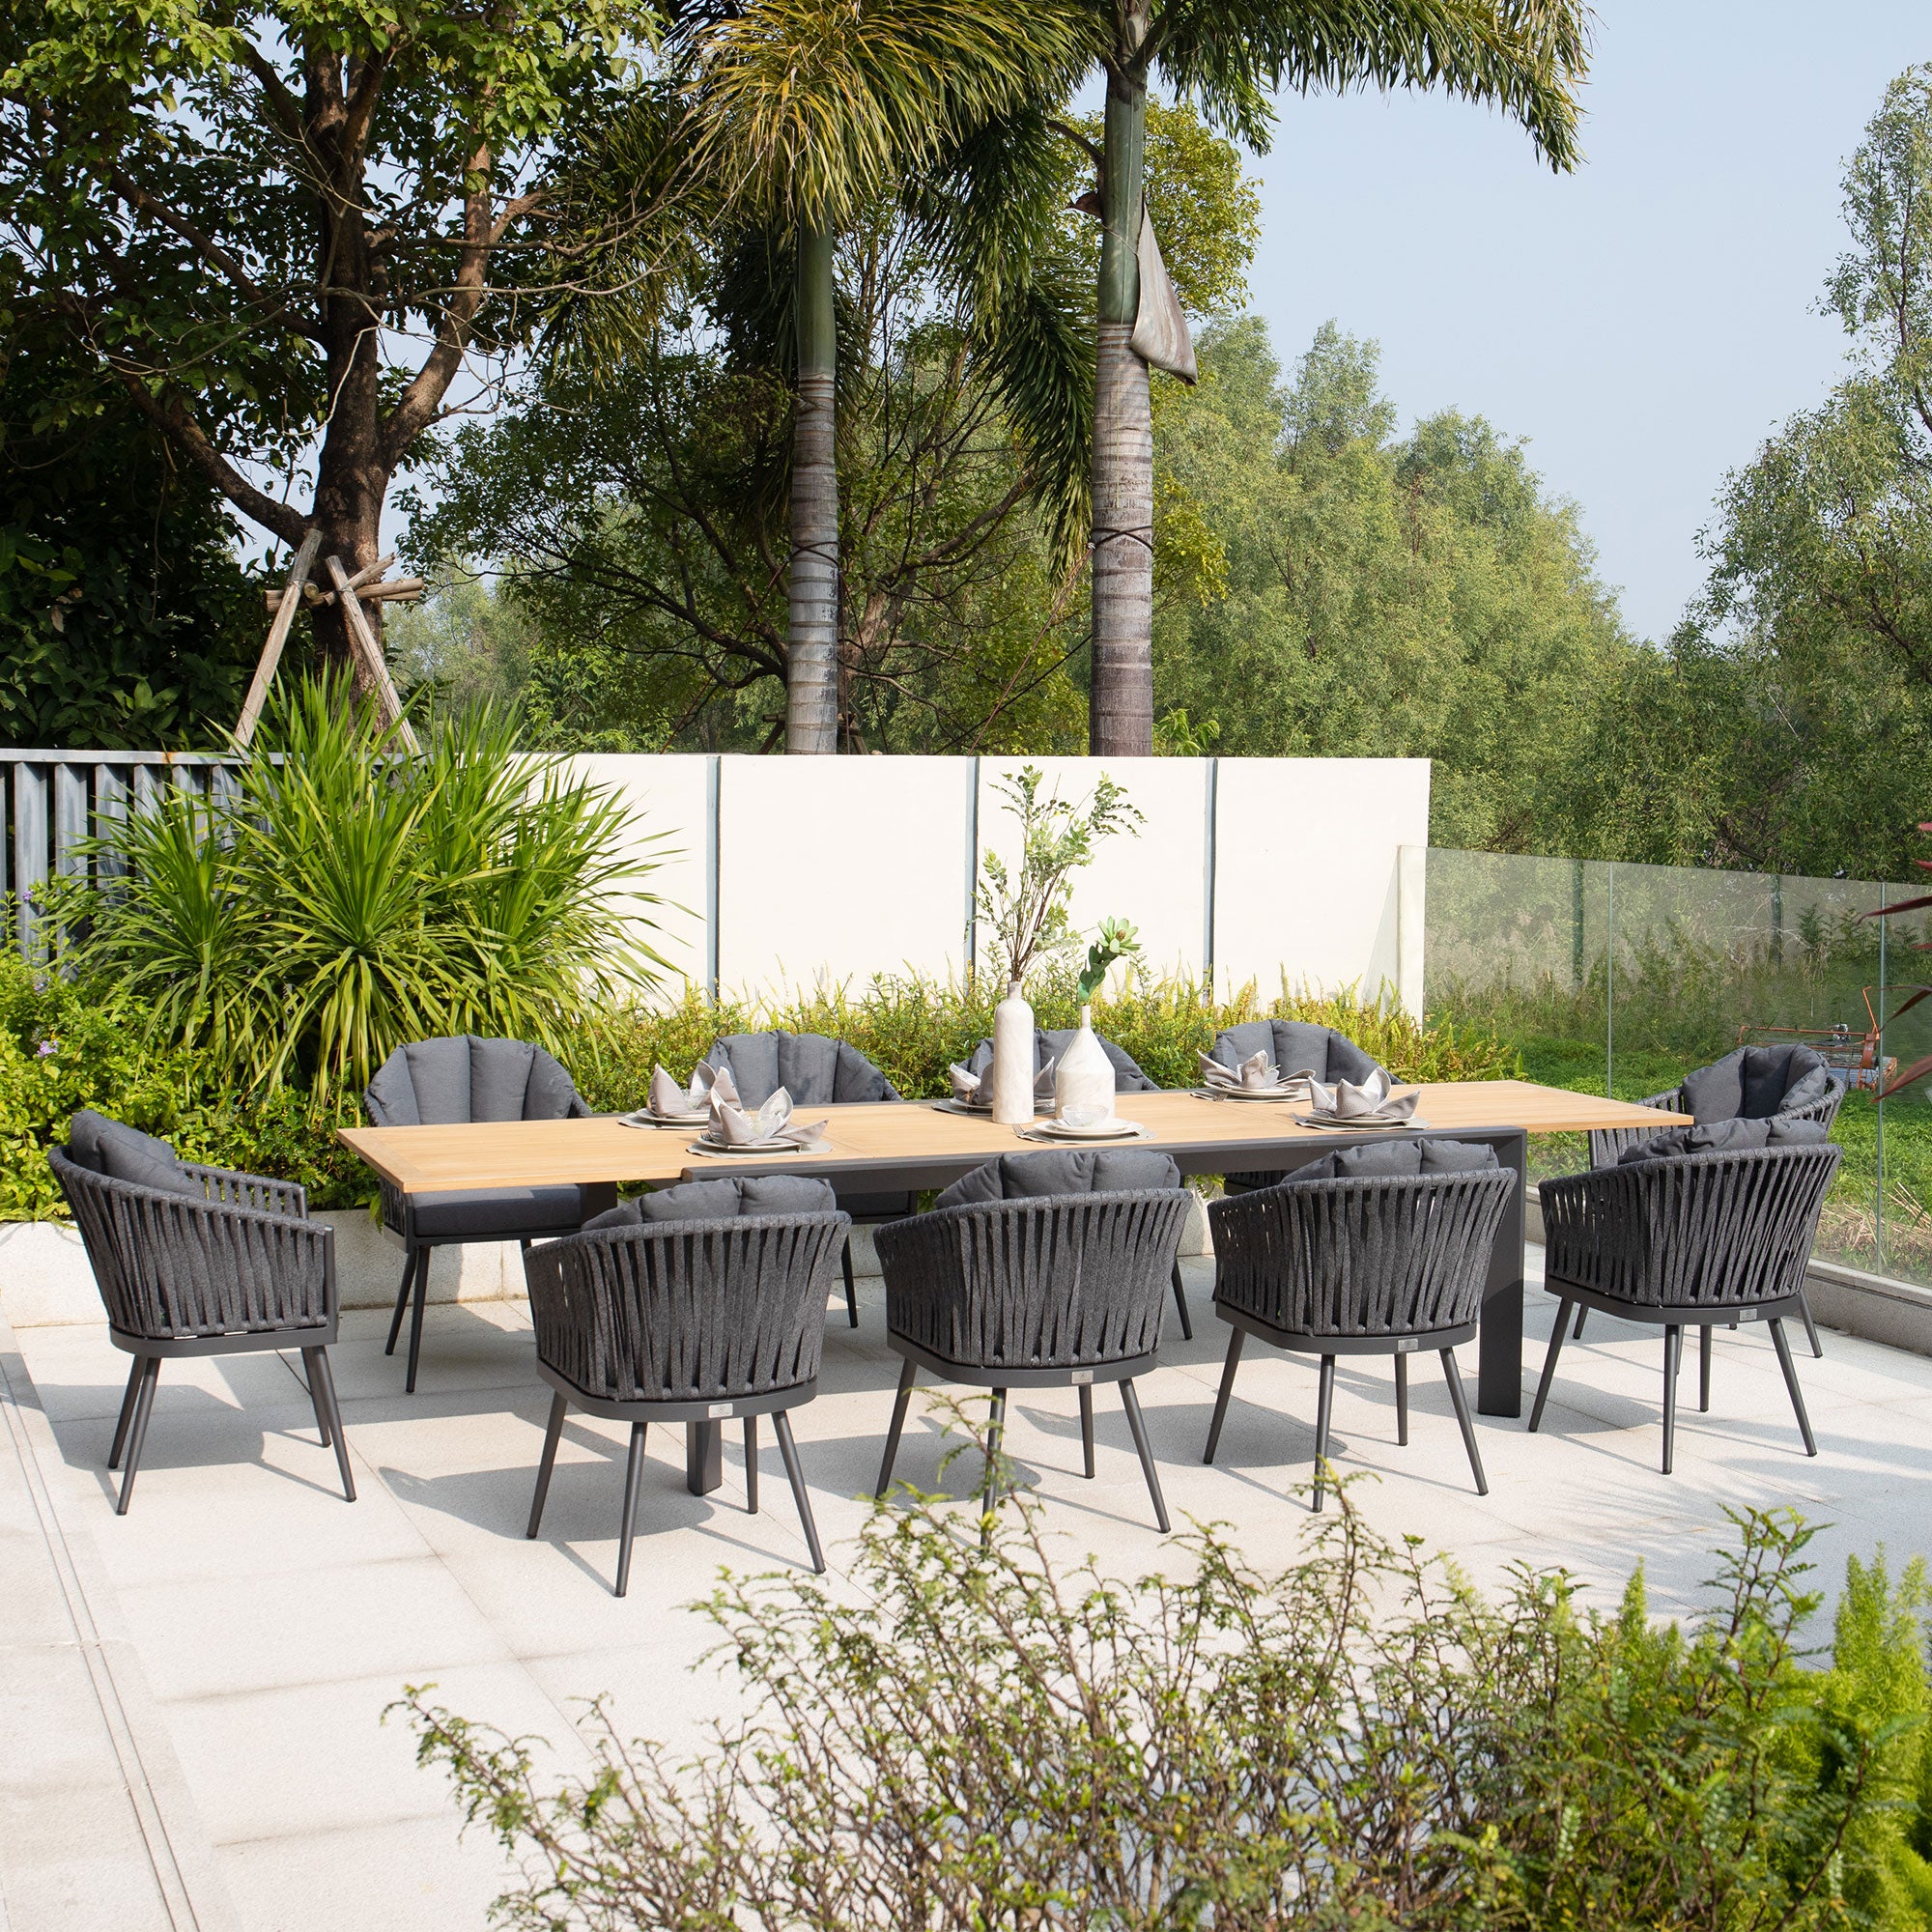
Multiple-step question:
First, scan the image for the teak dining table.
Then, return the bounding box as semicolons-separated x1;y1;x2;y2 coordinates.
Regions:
339;1079;1689;1492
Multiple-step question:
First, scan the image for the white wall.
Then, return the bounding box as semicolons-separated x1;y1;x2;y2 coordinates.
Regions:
559;753;1432;1010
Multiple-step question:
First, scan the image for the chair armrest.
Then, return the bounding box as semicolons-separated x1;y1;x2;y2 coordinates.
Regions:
180;1161;308;1218
1586;1089;1684;1171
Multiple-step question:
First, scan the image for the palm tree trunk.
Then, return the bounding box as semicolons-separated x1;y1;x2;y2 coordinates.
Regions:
787;222;840;753
1090;60;1153;756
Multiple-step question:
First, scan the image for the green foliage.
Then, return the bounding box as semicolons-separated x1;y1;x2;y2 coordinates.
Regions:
1076;914;1139;1003
401;1491;1932;1930
77;678;662;1108
0;338;259;747
1152;318;1640;854
974;763;1142;987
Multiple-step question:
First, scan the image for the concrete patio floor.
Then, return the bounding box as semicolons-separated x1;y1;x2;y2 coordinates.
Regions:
8;1246;1932;1932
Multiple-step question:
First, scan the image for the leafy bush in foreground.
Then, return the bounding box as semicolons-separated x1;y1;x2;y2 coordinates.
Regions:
400;1483;1932;1930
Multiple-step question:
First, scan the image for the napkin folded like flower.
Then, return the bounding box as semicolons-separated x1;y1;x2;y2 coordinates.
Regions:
949;1057;1057;1107
708;1085;828;1148
648;1062;736;1117
1197;1047;1279;1091
1306;1068;1418;1123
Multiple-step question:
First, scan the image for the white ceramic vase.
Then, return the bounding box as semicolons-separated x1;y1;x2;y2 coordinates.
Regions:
989;980;1037;1124
1055;1007;1117;1120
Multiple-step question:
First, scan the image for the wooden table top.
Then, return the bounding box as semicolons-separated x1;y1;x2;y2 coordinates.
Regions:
338;1080;1691;1196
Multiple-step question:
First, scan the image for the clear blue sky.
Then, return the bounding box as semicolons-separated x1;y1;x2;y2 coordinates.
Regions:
1239;2;1931;644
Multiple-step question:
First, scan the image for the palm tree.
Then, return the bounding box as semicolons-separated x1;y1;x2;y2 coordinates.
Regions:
1073;1;1592;754
671;0;1088;750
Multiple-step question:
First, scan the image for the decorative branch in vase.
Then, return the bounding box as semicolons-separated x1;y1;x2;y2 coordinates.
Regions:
1059;919;1144;1117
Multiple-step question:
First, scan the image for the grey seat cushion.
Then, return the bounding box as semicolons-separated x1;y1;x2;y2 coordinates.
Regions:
1279;1138;1500;1184
66;1111;202;1197
363;1035;586;1126
410;1185;590;1238
935;1149;1182;1209
703;1032;901;1107
1214;1021;1390;1188
964;1029;1158;1093
584;1174;840;1230
1681;1043;1832;1123
1618;1117;1831;1165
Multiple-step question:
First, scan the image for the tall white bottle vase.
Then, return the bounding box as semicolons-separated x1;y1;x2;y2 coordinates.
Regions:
989;981;1037;1125
1055;1007;1117;1119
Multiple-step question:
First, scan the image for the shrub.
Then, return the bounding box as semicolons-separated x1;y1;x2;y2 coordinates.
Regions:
76;677;663;1106
400;1482;1930;1930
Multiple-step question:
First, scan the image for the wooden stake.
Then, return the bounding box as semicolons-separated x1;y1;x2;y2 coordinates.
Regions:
235;529;321;751
326;554;420;753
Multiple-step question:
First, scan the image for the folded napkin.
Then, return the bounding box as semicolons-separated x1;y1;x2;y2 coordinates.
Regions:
1197;1047;1278;1091
1306;1068;1418;1123
949;1056;1057;1107
648;1062;735;1116
707;1084;828;1148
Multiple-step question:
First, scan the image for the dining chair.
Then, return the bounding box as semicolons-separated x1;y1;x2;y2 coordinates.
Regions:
703;1029;905;1328
1531;1134;1840;1473
363;1035;614;1393
1574;1045;1845;1355
523;1175;849;1595
1210;1019;1391;1197
50;1113;354;1514
1204;1137;1515;1509
872;1149;1191;1535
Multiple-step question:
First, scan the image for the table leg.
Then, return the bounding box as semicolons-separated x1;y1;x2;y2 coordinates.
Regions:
686;1420;724;1494
1478;1130;1528;1417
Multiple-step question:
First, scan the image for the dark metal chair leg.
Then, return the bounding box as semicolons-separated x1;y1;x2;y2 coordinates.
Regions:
1170;1260;1193;1340
384;1248;417;1357
1119;1379;1170;1532
1079;1383;1095;1478
1661;1325;1682;1474
613;1420;648;1598
404;1247;432;1394
773;1411;825;1573
1528;1300;1573;1432
1204;1327;1244;1463
875;1359;917;1497
1441;1350;1488;1495
1394;1352;1409;1447
527;1391;568;1537
744;1415;759;1515
1699;1323;1712;1413
981;1389;1007;1546
1799;1291;1823;1359
116;1357;160;1516
1769;1319;1818;1457
1312;1354;1337;1512
107;1356;143;1470
307;1350;355;1502
1573;1305;1587;1342
300;1348;333;1448
840;1240;859;1328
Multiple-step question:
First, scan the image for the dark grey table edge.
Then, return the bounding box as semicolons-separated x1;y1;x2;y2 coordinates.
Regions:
670;1113;1531;1495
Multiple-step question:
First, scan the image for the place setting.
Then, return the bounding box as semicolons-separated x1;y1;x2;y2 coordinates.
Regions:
1293;1068;1427;1132
1192;1046;1316;1102
624;1063;832;1154
933;1057;1056;1117
1014;1100;1154;1146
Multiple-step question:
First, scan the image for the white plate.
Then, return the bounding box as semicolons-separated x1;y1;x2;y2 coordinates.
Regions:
620;1109;708;1129
1020;1120;1151;1143
1293;1114;1428;1133
1195;1085;1307;1102
688;1135;827;1155
932;1098;1050;1118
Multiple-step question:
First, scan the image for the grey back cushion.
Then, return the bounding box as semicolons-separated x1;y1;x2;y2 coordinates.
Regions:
964;1029;1158;1093
1681;1043;1831;1123
705;1032;900;1107
363;1036;585;1126
936;1149;1182;1208
583;1174;840;1230
1280;1138;1500;1184
67;1110;203;1197
1618;1116;1830;1166
1212;1019;1384;1086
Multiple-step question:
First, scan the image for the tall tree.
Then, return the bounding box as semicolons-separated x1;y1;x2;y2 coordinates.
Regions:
0;0;664;671
1066;0;1591;753
649;0;1087;749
